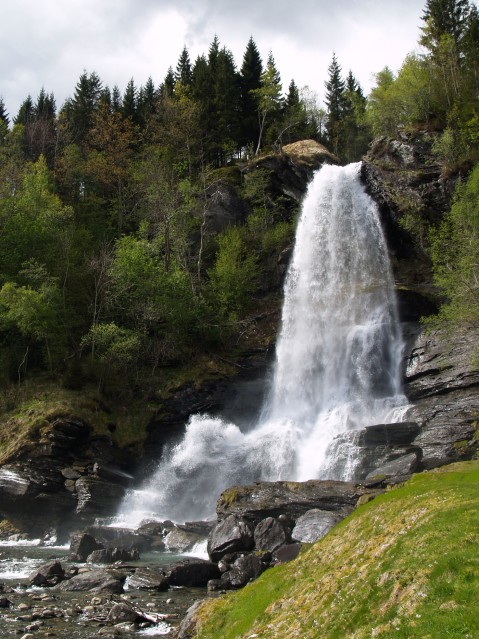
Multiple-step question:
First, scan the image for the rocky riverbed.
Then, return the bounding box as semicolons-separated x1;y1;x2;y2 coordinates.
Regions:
0;540;215;638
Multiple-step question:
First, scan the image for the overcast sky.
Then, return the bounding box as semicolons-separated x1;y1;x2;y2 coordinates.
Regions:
1;0;428;119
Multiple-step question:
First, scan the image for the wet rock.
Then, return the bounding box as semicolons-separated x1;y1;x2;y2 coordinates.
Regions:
69;532;104;562
254;517;291;552
165;527;202;552
60;468;81;480
207;515;254;562
92;463;133;487
55;568;125;593
75;477;126;516
292;509;343;543
127;567;169;591
166;559;220;587
28;561;65;587
358;422;420;446
84;526;148;553
86;547;139;564
107;602;141;624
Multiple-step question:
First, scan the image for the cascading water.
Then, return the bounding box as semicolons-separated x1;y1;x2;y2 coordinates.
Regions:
118;162;406;525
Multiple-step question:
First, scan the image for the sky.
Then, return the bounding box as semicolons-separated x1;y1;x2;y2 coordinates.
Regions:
1;0;428;120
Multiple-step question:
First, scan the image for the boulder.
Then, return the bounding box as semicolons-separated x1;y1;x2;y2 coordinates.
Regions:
216;480;381;524
84;526;148;553
224;553;267;588
254;517;291;552
55;568;125;593
292;509;343;543
165;527;203;552
127;566;169;591
166;559;220;587
207;515;254;562
28;561;65;587
273;543;302;564
86;547;139;563
69;532;104;562
365;452;421;481
107;603;141;624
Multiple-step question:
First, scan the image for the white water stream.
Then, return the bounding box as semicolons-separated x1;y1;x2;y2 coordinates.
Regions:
118;162;407;525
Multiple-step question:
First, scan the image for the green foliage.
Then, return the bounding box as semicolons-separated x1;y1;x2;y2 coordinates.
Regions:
81;322;141;383
0;155;74;278
429;163;479;326
0;278;64;370
194;461;479;639
208;226;258;319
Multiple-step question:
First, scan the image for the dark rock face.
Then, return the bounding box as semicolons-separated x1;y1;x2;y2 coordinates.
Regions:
207;514;254;562
0;416;135;538
403;327;479;470
360;131;456;323
75;477;126;516
365;453;421;481
216;480;380;523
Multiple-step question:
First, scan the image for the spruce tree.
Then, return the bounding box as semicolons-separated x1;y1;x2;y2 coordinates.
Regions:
420;0;471;54
175;46;193;88
239;37;263;150
324;53;346;156
122;79;138;122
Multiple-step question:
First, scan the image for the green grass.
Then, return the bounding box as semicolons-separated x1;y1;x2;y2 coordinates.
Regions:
194;461;479;639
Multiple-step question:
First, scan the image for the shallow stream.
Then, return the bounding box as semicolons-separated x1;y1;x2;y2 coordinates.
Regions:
0;540;211;637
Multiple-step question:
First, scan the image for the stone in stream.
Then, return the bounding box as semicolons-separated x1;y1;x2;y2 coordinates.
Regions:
69;532;104;562
54;568;125;593
166;558;220;587
127;567;170;591
28;560;65;587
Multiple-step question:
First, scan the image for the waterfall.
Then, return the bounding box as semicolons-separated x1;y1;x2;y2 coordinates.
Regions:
118;162;406;525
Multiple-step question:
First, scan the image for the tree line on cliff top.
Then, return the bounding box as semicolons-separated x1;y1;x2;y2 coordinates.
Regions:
0;0;477;397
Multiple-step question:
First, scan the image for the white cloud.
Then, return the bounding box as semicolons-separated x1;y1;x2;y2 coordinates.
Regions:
0;0;425;118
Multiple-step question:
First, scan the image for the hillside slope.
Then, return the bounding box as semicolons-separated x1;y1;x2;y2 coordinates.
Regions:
185;461;479;639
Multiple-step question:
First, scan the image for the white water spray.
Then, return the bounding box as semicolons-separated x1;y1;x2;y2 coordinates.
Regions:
118;163;406;525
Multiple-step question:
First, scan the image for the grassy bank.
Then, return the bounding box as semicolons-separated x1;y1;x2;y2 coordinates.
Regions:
193;461;479;639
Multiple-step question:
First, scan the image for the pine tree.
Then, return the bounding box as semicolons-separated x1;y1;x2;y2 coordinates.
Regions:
15;95;34;126
122;79;138;122
0;97;9;144
239;37;263;150
63;71;103;144
137;77;157;126
175;46;193;89
420;0;471;54
324;53;346;156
